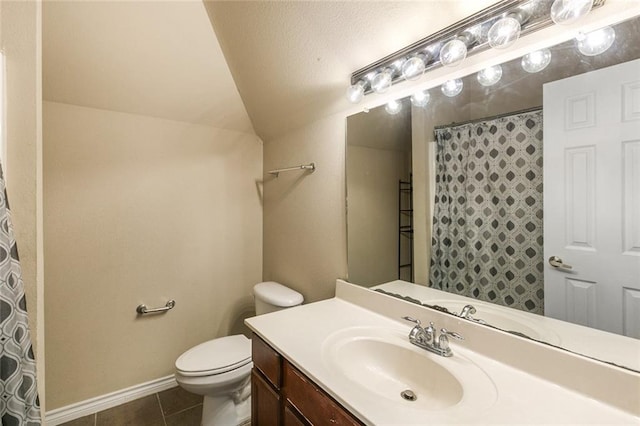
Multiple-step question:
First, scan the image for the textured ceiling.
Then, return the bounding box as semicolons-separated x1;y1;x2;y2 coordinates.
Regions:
205;0;496;141
43;1;497;141
43;0;255;134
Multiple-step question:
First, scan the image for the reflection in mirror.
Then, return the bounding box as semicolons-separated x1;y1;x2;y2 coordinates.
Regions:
347;99;412;285
346;15;640;371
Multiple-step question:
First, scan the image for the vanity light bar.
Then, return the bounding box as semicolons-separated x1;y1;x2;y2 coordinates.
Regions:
349;0;605;95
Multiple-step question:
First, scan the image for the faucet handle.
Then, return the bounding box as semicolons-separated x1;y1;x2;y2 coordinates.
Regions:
437;328;462;352
402;316;427;344
439;328;464;345
440;328;464;340
401;316;421;325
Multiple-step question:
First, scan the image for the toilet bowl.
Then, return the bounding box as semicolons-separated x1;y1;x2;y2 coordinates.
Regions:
174;282;303;426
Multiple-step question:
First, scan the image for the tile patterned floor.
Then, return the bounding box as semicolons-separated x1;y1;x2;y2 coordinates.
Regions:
59;387;203;426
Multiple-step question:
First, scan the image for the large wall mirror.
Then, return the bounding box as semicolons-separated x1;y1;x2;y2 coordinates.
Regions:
346;13;640;371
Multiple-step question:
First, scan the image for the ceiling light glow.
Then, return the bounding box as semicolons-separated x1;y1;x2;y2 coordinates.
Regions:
385;100;402;115
371;68;394;94
576;26;615;56
402;56;426;81
346;80;366;103
521;49;551;73
440;39;468;67
550;0;593;25
477;65;503;86
411;90;431;107
441;79;464;97
488;17;521;49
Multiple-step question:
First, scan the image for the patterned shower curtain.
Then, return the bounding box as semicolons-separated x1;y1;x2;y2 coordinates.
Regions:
0;163;41;425
429;109;544;314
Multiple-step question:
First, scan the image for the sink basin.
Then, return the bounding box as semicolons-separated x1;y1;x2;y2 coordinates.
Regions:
428;299;561;345
322;327;496;414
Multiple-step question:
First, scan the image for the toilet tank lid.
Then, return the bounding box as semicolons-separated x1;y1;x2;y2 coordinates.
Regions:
254;281;304;307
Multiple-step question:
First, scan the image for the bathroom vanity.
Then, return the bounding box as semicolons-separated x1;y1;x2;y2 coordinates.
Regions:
251;334;361;425
247;280;640;425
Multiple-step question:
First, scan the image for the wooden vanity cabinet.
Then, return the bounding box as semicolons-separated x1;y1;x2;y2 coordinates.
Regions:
251;334;363;426
252;369;281;426
251;334;282;425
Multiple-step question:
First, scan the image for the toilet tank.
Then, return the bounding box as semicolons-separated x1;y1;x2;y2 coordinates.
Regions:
253;281;304;315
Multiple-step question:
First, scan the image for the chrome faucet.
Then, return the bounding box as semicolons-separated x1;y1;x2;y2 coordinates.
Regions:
457;304;486;324
459;304;476;318
402;316;464;357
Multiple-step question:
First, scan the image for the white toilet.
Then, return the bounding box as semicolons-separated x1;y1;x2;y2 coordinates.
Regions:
175;282;303;426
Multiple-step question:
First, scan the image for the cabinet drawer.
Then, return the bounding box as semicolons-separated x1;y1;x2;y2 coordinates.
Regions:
283;361;361;426
252;334;282;389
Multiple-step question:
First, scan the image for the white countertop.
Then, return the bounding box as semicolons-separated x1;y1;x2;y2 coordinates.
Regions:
246;284;640;425
374;280;640;372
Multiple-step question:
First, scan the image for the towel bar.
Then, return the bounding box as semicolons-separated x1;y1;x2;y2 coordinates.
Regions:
268;162;315;177
136;300;175;315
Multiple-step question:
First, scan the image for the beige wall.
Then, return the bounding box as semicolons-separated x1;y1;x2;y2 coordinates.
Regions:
263;113;347;303
44;101;262;409
1;0;45;413
347;146;406;286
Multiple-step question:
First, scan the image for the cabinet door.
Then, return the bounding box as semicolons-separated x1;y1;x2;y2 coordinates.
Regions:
251;369;280;426
283;402;309;426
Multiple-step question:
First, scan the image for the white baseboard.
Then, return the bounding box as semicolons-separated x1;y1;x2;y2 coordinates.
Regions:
45;375;177;425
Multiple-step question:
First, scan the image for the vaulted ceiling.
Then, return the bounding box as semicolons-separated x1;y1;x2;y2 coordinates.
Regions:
43;0;255;134
204;1;494;140
43;1;495;141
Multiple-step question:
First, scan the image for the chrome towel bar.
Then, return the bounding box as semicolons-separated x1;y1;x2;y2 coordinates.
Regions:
268;162;315;177
136;300;175;315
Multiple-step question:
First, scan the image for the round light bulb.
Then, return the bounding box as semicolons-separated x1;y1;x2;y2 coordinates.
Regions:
346;81;365;104
402;56;426;81
550;0;593;25
440;39;468;67
477;65;503;86
385;100;402;115
371;69;393;94
441;79;463;97
576;26;615;56
488;17;521;49
411;90;431;107
521;49;551;73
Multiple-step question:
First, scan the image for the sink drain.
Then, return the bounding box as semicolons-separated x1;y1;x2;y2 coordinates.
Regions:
400;389;417;401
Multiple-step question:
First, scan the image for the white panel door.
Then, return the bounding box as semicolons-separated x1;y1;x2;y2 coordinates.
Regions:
543;58;640;336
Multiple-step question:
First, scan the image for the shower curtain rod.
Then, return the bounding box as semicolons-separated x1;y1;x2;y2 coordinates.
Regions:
433;105;542;131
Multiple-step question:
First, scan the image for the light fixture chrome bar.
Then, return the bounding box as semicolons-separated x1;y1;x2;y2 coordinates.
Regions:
268;163;316;177
350;0;605;90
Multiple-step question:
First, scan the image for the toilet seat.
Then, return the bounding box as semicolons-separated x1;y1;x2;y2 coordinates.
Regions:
176;335;251;377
